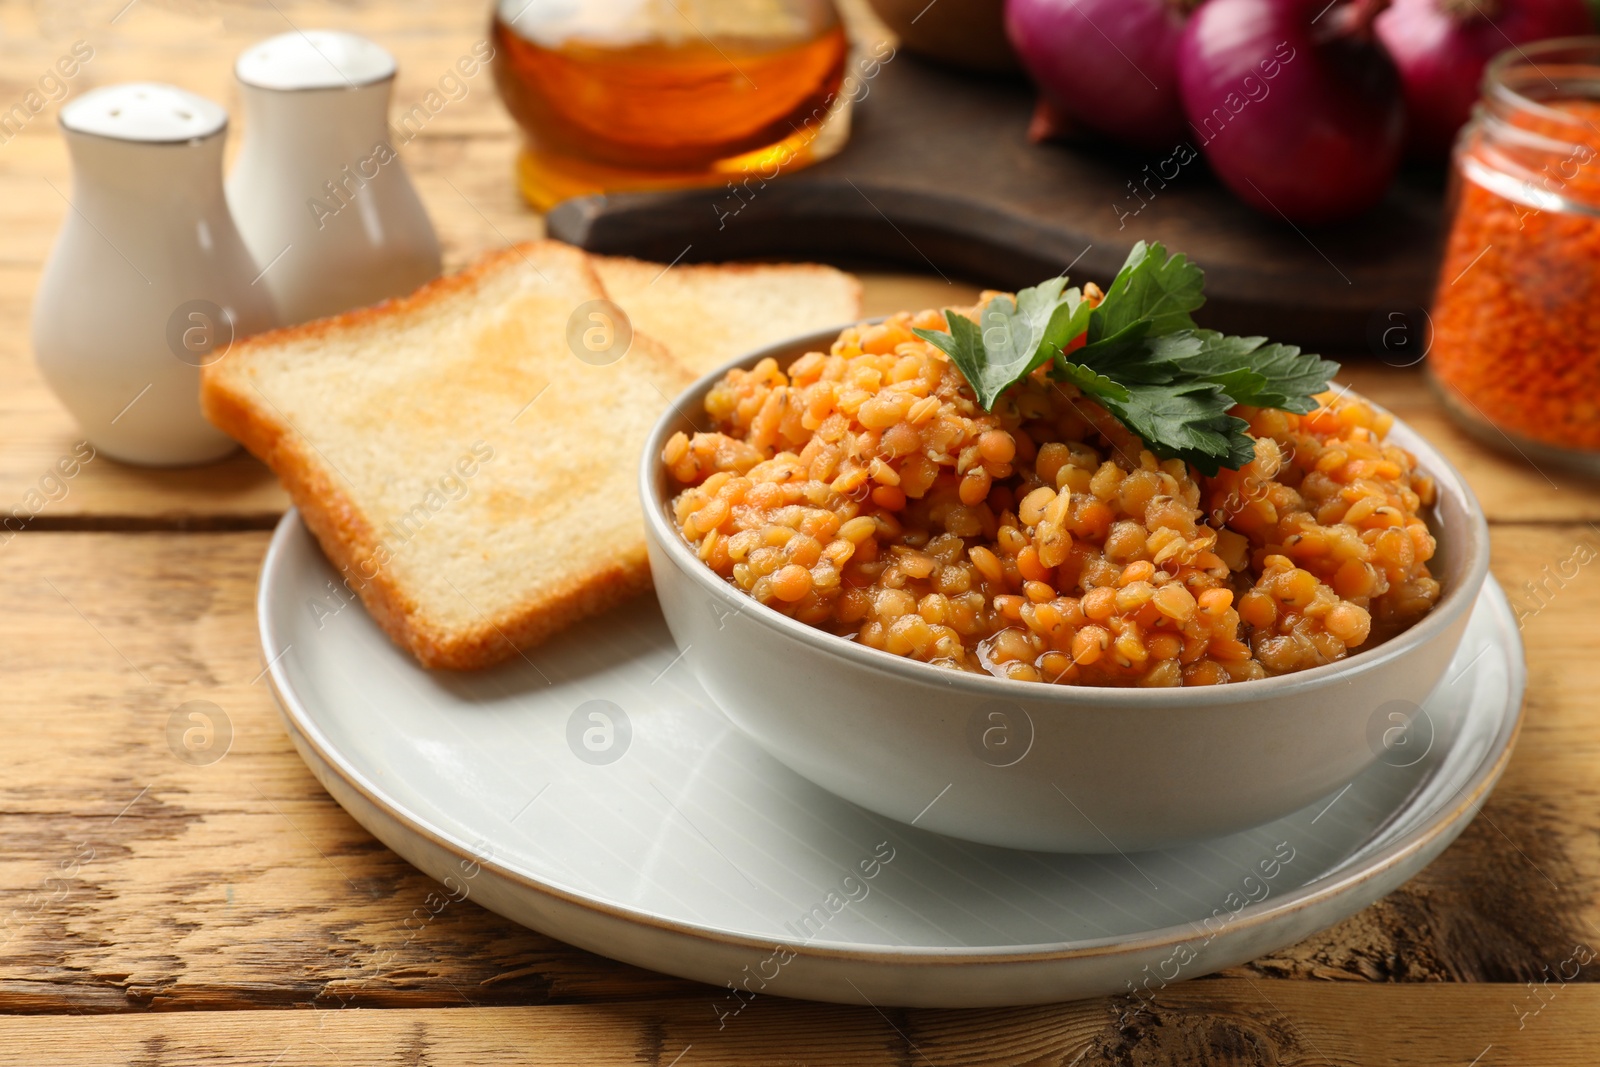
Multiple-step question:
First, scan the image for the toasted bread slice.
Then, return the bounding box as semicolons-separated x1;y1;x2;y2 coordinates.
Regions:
592;255;862;376
202;240;694;670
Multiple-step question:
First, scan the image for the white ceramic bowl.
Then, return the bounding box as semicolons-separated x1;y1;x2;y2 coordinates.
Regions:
640;329;1491;852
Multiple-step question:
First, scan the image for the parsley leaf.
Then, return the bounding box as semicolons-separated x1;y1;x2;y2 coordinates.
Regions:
1096;380;1255;476
1145;330;1337;414
1089;241;1206;340
1053;360;1128;403
914;307;987;400
914;241;1339;474
1211;339;1339;414
1075;323;1180;385
913;278;1088;410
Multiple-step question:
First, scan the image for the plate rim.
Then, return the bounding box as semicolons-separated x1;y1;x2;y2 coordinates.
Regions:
261;507;1526;968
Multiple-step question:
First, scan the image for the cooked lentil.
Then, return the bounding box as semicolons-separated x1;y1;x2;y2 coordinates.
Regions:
664;302;1441;687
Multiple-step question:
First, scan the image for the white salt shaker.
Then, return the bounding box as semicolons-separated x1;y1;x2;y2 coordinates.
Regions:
227;31;442;324
32;83;278;466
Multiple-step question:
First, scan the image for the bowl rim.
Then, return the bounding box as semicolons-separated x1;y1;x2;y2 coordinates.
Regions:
640;323;1492;709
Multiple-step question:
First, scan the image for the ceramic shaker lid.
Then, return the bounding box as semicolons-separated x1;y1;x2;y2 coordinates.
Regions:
59;83;227;142
235;30;397;90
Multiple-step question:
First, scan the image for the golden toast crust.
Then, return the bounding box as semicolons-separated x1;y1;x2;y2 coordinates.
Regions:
202;241;673;670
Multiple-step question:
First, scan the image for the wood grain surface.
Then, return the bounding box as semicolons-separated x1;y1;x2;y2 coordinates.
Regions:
2;529;1597;1010
3;0;1599;1062
1;981;1598;1067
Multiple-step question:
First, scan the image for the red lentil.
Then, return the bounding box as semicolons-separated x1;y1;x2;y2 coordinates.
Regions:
665;302;1441;687
1430;94;1600;450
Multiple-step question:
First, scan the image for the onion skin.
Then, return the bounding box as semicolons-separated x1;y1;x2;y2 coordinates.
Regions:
1177;0;1406;224
1376;0;1594;159
1005;0;1192;151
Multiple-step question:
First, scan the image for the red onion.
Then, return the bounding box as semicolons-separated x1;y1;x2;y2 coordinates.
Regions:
1377;0;1593;158
1005;0;1196;151
1177;0;1406;224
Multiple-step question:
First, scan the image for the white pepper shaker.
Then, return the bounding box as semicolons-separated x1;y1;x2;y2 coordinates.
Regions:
227;31;442;324
32;83;278;466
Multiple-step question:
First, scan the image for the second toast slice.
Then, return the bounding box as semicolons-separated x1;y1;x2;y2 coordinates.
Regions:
592;255;862;375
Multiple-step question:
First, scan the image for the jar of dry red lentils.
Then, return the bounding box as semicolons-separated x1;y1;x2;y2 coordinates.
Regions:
1429;38;1600;472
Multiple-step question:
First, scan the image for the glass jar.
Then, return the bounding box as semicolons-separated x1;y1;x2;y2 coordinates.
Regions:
1429;38;1600;473
490;0;850;210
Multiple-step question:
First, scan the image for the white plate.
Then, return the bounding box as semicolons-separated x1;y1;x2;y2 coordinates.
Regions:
261;510;1525;1008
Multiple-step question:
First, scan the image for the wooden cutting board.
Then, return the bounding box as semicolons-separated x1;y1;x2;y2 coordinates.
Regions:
546;53;1447;350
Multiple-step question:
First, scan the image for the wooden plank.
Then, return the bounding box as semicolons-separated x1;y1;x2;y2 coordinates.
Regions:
0;528;1594;1013
4;0;1594;1053
0;981;1597;1066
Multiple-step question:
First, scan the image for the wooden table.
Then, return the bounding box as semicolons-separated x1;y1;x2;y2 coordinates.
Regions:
3;2;1599;1064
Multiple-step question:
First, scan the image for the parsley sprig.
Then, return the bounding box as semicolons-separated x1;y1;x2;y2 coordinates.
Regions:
912;242;1340;476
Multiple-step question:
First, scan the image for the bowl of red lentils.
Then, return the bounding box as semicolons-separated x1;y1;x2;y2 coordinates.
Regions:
641;310;1490;852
